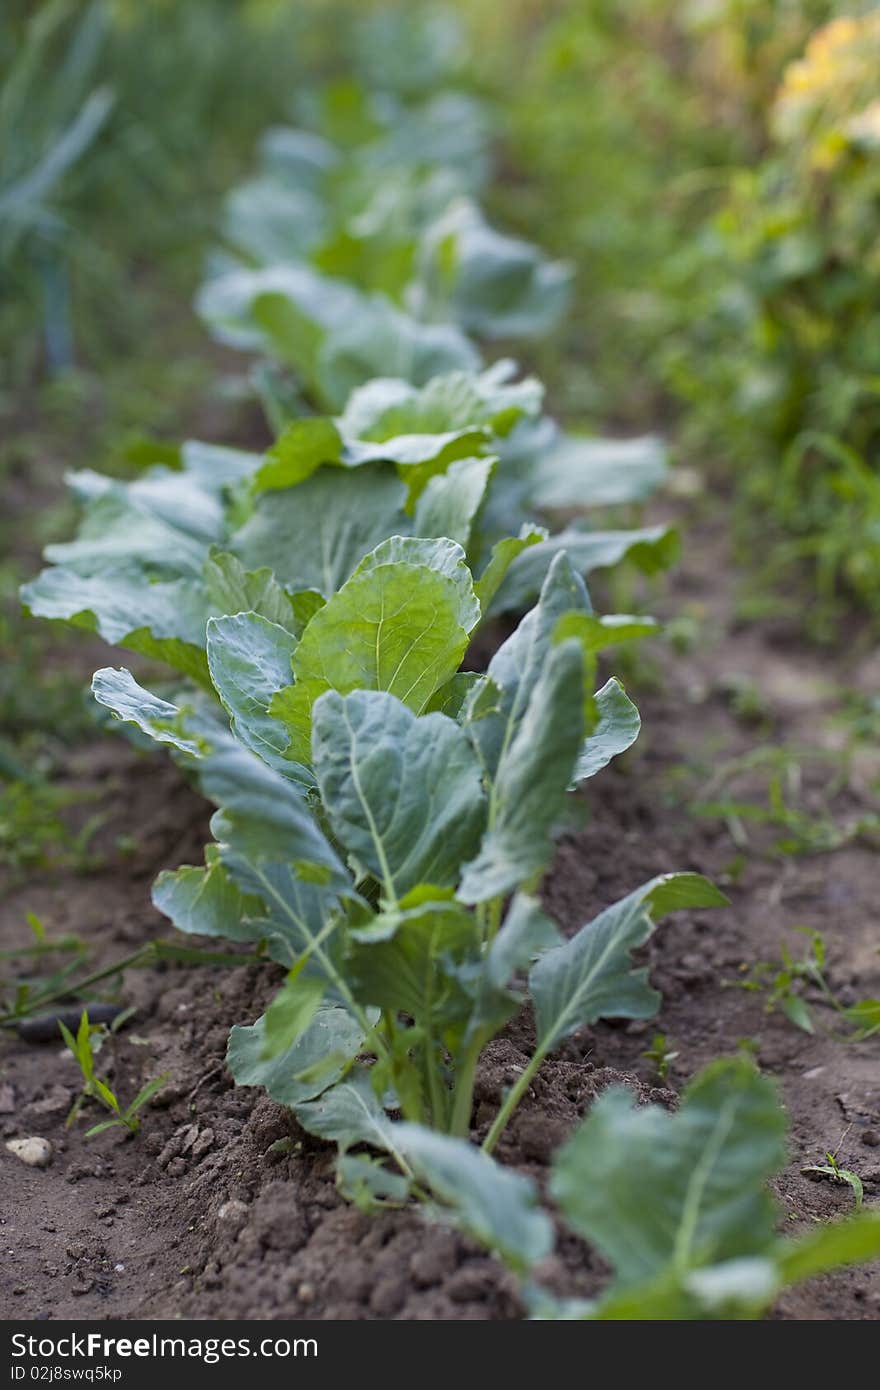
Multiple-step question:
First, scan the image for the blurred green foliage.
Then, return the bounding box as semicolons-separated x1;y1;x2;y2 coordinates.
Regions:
458;0;880;630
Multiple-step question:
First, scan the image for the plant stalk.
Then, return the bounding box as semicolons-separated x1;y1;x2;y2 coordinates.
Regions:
481;1047;545;1155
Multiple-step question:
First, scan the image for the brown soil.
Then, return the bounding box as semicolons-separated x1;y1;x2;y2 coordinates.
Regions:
1;508;879;1322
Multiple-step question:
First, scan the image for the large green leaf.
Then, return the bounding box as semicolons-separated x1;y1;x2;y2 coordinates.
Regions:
254;416;486;500
473;525;547;614
550;1059;787;1290
63;466;226;546
530;874;728;1055
233;463;408;596
203;263;481;408
196;262;362;357
202;550;303;631
395;1124;554;1273
351;535;481;631
413;454;495;548
338;361;543;441
458;640;585;903
224;175;326;264
274;541;477;762
490;526;680;615
417;198;572;340
203;747;344;887
538;1209;880;1320
227;1007;366;1108
314;290;481;409
206;612;302;779
313;689;486;902
201;747;355;974
262;970;327;1056
152;849;268;949
179;439;262;488
292;1069;396;1151
530;433;668;510
463;551;591;785
22;570;211;685
776;1211;880;1288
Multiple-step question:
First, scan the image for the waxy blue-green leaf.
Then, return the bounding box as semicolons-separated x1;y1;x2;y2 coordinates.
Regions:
473;525;547;614
262;969;327;1056
259;125;341;186
152;849;268;949
464;894;561;1043
395;1124;554;1273
417;198;573;340
573;678;641;784
196;262;362;356
224;175;326;265
91;668;207;757
293;1068;396;1152
23;570;211;685
201;747;355;974
206;612;302;779
490;525;680;615
315;293;481;410
412;454;495;549
203;747;342;888
203;551;302;631
530;874;728;1056
530;433;668;510
233;463;408;596
458;640;585;903
463;551;591;784
536;1205;880;1321
338;360;543;441
313;689;486;901
59;471;223;554
199;262;480;408
337;1153;412;1208
550;1059;786;1290
179;439;262;488
227;1006;365;1108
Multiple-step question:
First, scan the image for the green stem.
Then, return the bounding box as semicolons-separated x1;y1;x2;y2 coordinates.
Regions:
424;1032;447;1131
0;946;153;1026
486;896;503;943
449;1036;484;1137
481;1046;546;1155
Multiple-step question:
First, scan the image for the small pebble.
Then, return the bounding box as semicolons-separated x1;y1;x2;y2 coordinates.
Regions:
216;1199;248;1230
114;1263;125;1273
5;1137;52;1168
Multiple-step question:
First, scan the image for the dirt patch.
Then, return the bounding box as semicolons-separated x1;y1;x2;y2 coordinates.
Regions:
2;510;879;1321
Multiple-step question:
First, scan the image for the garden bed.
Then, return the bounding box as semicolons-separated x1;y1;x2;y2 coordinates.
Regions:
3;506;878;1321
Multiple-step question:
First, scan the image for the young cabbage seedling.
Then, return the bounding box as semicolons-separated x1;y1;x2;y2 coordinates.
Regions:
735;928;878;1041
59;1009;168;1138
642;1032;679;1084
802;1150;865;1209
117;545;727;1205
